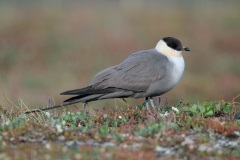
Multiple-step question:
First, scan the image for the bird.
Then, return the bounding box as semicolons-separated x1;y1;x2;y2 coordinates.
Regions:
25;37;190;114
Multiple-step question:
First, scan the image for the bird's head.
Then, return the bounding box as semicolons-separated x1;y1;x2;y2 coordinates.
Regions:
155;37;190;57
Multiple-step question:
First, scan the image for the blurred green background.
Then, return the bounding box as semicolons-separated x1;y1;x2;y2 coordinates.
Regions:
0;0;239;111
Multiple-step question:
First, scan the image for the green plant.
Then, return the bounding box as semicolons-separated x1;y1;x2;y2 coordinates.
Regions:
98;122;109;139
183;101;231;117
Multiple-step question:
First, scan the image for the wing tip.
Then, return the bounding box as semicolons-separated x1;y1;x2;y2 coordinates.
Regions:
60;86;93;95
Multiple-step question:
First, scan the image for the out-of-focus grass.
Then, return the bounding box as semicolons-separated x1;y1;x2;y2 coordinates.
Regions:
0;1;239;110
0;101;240;159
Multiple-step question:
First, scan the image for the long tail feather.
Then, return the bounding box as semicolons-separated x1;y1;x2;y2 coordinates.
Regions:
24;99;83;114
25;87;132;114
60;86;93;95
60;86;117;95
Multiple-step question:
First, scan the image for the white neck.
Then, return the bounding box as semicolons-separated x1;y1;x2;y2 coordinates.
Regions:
155;40;182;58
155;40;185;88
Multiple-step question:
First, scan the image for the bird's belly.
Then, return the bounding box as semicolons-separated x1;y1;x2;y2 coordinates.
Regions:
163;62;185;92
168;65;184;88
145;76;177;97
145;58;185;97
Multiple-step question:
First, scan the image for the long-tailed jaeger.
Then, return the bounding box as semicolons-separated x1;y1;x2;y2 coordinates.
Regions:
25;37;190;113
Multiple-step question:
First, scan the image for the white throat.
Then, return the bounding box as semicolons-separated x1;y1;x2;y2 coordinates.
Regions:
155;40;182;58
155;39;185;86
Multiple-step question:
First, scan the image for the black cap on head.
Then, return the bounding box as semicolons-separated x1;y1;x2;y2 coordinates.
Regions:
162;37;183;51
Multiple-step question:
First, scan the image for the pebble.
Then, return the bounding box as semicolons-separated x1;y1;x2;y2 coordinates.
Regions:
58;135;65;141
102;142;115;148
155;146;174;157
235;113;240;120
181;137;194;146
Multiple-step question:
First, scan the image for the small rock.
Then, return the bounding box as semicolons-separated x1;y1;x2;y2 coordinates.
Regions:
45;143;51;150
58;135;65;141
76;141;85;146
235;113;240;120
86;139;94;145
102;142;115;148
198;145;208;152
227;141;238;148
155;146;173;157
181;137;194;146
66;141;75;146
234;131;240;137
130;143;142;150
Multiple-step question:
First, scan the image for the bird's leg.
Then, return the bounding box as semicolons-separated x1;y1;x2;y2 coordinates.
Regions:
149;97;155;109
83;103;87;114
145;97;149;110
158;96;161;106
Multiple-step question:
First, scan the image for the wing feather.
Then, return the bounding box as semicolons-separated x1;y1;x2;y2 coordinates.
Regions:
90;49;170;92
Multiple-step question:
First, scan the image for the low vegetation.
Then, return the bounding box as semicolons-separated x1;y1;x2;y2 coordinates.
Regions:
0;100;239;159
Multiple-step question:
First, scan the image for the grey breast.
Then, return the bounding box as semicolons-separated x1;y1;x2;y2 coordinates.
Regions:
90;49;173;98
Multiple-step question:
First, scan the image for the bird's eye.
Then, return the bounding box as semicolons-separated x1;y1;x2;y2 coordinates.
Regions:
169;43;182;51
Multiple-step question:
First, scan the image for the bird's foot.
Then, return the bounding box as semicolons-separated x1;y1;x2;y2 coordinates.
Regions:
149;98;155;109
83;103;87;115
